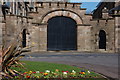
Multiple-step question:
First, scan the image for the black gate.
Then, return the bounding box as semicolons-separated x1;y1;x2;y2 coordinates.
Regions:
47;16;77;51
99;30;106;50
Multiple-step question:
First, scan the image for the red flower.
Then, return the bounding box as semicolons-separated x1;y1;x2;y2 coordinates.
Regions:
62;71;69;73
26;75;30;78
65;71;69;73
62;71;64;72
40;72;43;74
23;73;26;75
32;72;36;74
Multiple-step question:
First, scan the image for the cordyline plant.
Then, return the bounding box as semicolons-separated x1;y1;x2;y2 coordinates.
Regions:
1;42;29;78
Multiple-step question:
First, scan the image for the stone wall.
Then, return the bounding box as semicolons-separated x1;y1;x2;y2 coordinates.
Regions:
0;3;2;79
2;15;29;48
1;2;119;53
90;18;115;52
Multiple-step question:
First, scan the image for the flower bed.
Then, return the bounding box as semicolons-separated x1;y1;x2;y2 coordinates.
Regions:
4;61;108;80
4;69;107;80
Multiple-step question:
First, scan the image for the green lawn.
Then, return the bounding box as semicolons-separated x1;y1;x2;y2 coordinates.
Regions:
18;61;84;72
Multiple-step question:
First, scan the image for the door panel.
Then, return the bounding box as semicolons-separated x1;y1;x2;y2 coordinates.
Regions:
99;30;106;49
22;29;26;47
47;16;77;51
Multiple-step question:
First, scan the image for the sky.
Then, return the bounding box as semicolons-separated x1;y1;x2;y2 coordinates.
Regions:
70;0;100;13
4;0;100;14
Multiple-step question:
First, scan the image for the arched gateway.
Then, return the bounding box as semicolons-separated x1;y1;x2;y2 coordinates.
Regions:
47;16;77;51
40;9;83;51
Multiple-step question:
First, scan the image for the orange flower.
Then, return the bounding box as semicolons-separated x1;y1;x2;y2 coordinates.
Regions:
54;73;57;75
55;69;59;72
80;72;85;74
44;73;48;76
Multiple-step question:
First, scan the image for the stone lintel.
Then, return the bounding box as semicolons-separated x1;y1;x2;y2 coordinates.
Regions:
90;18;114;21
16;15;33;19
80;8;86;10
109;14;120;17
6;14;16;16
85;13;92;16
32;23;48;25
28;12;39;14
6;14;34;19
6;14;27;19
0;15;3;17
1;20;6;23
77;24;91;26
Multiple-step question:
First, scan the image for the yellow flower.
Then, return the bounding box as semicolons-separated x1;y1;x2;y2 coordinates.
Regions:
71;73;76;75
82;72;85;74
37;76;40;78
29;71;32;74
29;71;32;73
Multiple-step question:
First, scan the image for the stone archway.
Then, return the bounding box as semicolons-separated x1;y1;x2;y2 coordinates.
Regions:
41;9;83;24
99;30;106;50
47;16;77;51
39;9;83;51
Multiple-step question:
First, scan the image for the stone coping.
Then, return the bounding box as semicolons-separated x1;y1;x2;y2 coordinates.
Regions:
36;2;82;4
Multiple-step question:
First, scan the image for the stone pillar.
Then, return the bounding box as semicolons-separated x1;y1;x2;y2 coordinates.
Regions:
39;24;47;51
0;50;2;79
115;17;120;53
114;0;120;53
26;33;30;47
0;24;2;49
30;26;40;52
77;25;93;52
0;4;2;49
30;24;47;52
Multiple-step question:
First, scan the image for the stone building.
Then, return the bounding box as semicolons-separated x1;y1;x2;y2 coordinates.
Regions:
0;0;120;53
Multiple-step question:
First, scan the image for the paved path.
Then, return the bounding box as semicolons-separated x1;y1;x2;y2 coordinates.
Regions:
21;52;119;79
